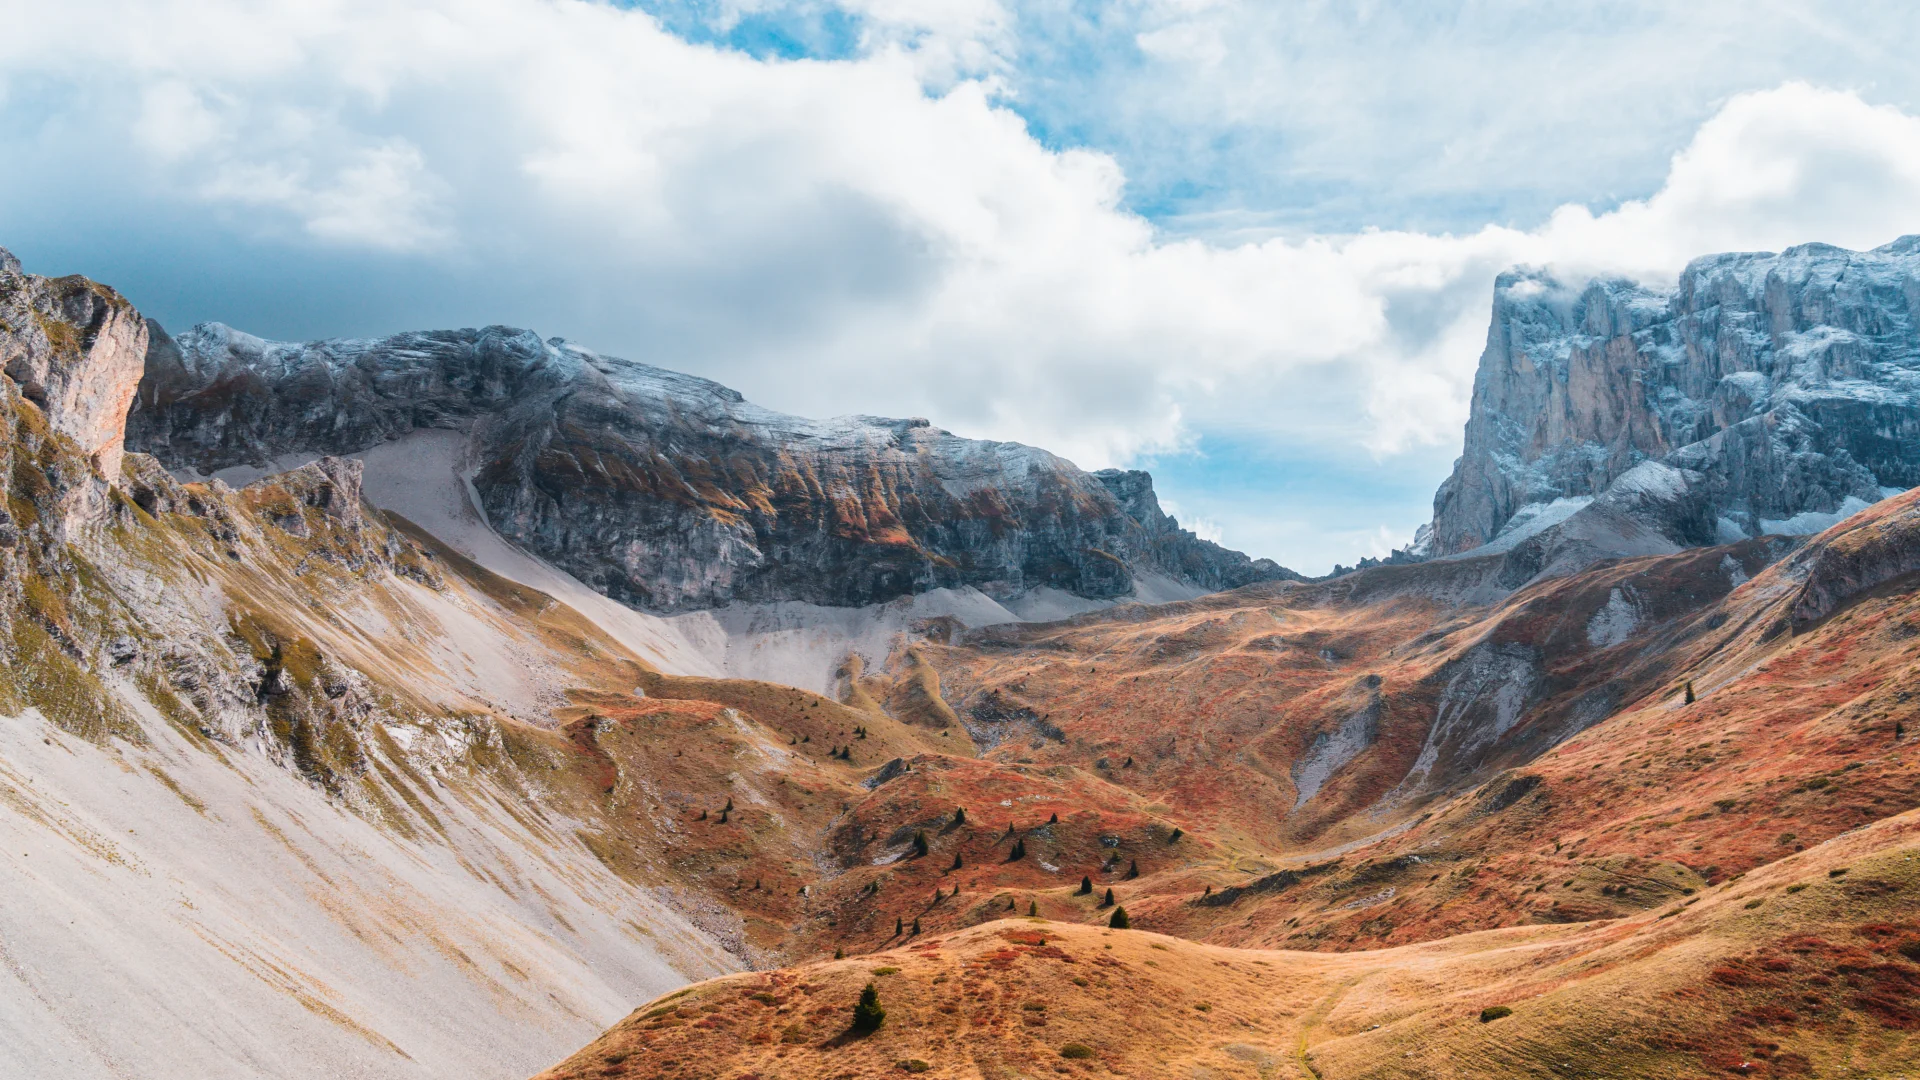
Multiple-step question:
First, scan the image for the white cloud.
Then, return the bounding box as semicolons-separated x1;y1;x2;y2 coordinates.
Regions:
1;2;1918;570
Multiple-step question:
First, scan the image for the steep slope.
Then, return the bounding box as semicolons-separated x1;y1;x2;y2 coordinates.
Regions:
0;278;765;1075
1431;237;1920;559
813;489;1920;959
126;320;1294;614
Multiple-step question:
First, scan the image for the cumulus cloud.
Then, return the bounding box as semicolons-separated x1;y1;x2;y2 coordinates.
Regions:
0;1;1917;570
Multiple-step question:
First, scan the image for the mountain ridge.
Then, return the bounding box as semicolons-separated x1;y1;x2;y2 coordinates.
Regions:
1430;235;1920;564
127;317;1297;614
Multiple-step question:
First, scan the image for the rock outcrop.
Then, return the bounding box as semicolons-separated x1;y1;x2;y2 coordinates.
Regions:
1432;237;1920;557
0;247;147;480
128;322;1295;612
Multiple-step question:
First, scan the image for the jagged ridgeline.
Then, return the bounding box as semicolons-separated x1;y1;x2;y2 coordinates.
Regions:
127;321;1296;612
1431;237;1920;559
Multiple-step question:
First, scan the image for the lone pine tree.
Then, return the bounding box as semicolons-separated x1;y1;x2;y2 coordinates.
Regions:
850;982;886;1034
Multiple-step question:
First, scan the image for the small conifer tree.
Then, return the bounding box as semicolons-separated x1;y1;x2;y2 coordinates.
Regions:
1078;876;1092;895
912;830;930;857
895;916;903;935
1169;827;1183;842
1101;888;1114;908
1683;680;1696;705
911;918;921;934
953;807;966;825
1125;859;1139;880
1049;812;1059;824
1028;900;1038;916
850;982;885;1034
1108;906;1130;929
951;853;964;870
835;947;845;959
724;797;734;812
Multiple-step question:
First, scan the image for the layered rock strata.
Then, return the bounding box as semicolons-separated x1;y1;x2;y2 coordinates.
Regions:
127;321;1294;612
1432;237;1920;556
0;248;147;480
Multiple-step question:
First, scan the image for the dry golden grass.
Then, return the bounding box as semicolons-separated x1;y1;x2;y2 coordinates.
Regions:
535;808;1919;1080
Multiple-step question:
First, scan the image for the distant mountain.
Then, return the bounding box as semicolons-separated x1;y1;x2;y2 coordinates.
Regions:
1430;236;1920;564
128;322;1296;613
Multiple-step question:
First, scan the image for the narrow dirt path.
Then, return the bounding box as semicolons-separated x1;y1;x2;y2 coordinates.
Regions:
1295;973;1364;1080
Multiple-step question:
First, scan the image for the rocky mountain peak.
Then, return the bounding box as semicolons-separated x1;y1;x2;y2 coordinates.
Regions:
1430;235;1920;562
127;318;1297;612
0;247;148;482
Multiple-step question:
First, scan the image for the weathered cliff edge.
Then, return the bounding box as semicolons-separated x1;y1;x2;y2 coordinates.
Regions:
1431;237;1920;561
127;322;1295;613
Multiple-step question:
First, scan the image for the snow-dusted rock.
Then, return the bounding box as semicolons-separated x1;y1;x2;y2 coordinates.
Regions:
128;322;1294;612
1432;237;1920;557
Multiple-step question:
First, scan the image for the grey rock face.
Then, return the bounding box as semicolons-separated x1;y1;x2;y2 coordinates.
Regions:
0;247;148;480
1432;237;1920;557
128;322;1295;612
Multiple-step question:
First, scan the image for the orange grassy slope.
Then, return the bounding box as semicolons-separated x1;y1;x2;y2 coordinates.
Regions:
521;493;1920;967
533;809;1919;1080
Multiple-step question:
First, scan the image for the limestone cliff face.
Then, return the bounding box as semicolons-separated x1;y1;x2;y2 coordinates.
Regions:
0;248;148;481
128;322;1295;612
1432;237;1920;556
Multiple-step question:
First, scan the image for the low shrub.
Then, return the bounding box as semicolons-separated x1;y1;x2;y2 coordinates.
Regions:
1060;1044;1096;1059
1479;1005;1513;1023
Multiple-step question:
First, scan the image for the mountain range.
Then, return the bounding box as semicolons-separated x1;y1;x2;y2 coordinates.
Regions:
0;238;1915;1080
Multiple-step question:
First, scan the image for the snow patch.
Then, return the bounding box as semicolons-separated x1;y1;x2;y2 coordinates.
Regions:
1466;496;1592;556
1720;554;1748;588
667;588;1019;694
1585;588;1641;648
1759;496;1874;536
1290;702;1379;808
1608;459;1690;501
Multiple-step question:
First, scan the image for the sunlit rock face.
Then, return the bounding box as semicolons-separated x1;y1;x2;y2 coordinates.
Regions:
127;322;1295;612
0;247;148;482
1433;236;1920;557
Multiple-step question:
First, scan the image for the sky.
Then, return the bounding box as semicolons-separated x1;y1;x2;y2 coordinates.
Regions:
3;1;1920;574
